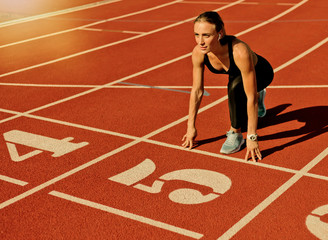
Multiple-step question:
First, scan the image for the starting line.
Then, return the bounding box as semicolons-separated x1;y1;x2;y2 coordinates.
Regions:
49;190;204;239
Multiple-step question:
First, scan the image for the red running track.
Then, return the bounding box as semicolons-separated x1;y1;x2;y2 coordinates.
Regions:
0;0;328;239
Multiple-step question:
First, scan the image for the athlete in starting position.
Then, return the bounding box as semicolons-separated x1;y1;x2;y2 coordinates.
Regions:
182;11;274;162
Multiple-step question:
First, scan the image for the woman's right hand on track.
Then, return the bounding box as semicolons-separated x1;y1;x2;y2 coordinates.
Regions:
182;127;197;150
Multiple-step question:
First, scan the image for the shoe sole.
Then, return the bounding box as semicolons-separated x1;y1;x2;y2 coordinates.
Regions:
220;138;245;154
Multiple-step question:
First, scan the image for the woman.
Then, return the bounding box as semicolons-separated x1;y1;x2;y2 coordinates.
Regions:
181;11;274;162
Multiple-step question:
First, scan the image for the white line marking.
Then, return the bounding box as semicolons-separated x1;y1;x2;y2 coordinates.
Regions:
243;2;295;5
80;27;102;32
234;2;258;4
268;85;328;88
217;147;328;240
180;1;234;3
0;82;327;89
274;37;328;72
0;0;121;28
0;0;182;49
0;174;28;186
80;27;146;34
277;3;297;6
235;0;308;37
1;107;328;183
180;1;296;5
0;0;243;78
49;190;204;239
122;30;146;35
0;83;96;87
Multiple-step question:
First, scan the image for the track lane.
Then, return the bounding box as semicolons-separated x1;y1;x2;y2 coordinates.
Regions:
0;0;121;27
0;0;172;45
0;1;247;77
0;1;231;74
0;1;298;83
228;0;327;69
229;175;328;239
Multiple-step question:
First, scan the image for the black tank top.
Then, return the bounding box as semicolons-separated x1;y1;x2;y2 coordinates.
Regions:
204;35;241;78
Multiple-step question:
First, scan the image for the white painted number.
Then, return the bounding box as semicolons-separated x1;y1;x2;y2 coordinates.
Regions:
306;204;328;240
3;130;89;162
109;159;232;205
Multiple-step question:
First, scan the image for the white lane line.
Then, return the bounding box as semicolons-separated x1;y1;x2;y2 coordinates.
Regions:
217;146;328;240
0;174;28;186
274;37;328;72
268;85;328;88
0;0;243;78
122;30;147;35
242;2;295;5
0;83;211;88
80;27;146;34
1;107;328;182
80;27;102;32
0;0;121;28
277;3;297;6
235;0;308;37
180;1;296;5
49;191;204;239
1;82;328;89
0;0;182;49
179;1;234;3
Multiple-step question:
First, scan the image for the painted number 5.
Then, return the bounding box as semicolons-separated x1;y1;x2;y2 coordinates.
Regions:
306;204;328;240
108;159;232;205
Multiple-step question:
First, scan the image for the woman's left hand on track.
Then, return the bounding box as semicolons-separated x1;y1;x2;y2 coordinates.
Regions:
245;139;262;162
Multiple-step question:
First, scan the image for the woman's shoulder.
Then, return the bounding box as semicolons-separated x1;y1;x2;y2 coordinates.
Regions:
231;38;253;58
192;45;205;65
231;38;257;68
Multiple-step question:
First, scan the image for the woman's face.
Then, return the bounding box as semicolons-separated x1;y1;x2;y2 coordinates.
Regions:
194;21;219;53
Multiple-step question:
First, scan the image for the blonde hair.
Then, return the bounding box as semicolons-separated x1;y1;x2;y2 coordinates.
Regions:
194;11;225;33
194;11;227;44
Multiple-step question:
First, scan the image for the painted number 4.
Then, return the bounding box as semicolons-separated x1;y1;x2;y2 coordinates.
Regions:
3;130;89;162
109;159;232;205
